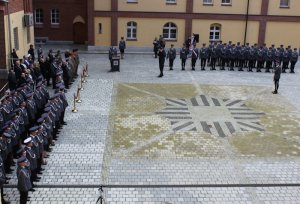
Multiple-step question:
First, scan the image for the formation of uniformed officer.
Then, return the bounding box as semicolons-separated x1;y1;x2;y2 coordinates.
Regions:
1;45;75;203
157;42;299;73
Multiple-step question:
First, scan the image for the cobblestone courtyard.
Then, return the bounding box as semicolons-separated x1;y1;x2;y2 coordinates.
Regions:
4;48;300;203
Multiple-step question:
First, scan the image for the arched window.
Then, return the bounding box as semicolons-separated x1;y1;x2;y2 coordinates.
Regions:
127;21;137;39
209;24;221;41
163;22;177;40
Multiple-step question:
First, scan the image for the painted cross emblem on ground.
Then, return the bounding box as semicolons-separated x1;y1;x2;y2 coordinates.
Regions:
156;95;265;137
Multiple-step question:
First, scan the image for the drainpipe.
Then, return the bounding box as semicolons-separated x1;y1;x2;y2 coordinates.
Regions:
244;0;250;45
2;0;12;69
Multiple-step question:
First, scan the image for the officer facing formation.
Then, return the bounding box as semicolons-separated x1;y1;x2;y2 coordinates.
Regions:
157;46;166;77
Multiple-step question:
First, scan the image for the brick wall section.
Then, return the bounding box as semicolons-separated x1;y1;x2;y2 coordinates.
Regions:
4;0;24;15
0;10;7;70
33;0;87;42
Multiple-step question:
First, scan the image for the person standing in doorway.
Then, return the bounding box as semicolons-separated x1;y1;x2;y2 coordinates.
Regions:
119;37;126;59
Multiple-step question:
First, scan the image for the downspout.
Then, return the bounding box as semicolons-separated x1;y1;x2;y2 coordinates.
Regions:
243;0;250;45
5;0;12;69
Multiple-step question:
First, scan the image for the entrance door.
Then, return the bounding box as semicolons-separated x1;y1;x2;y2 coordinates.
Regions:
73;22;86;44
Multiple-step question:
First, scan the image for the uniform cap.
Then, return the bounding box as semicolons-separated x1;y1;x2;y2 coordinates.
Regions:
24;137;32;144
41;113;49;119
26;93;33;98
29;126;39;132
56;71;63;76
37;118;44;124
44;107;52;112
3;133;12;138
17;156;27;163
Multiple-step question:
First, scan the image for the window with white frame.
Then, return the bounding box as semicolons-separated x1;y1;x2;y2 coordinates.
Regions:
221;0;231;5
35;9;43;24
166;0;176;4
203;0;213;5
163;22;177;40
127;21;137;39
209;24;221;41
280;0;289;7
51;9;60;24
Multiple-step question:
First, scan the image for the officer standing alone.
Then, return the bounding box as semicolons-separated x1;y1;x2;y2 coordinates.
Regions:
157;47;166;77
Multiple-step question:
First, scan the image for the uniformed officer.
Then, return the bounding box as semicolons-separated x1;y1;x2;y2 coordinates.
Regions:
220;43;227;70
273;65;282;94
0;154;9;204
199;43;208;70
17;156;32;204
282;48;290;73
157;46;166;77
229;44;236;71
167;44;176;70
210;45;218;71
290;48;298;73
108;46;118;71
24;137;39;186
179;44;188;70
191;45;198;71
265;47;273;72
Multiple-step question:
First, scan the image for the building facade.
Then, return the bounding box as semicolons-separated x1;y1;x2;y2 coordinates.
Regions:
0;0;34;79
86;0;300;49
31;0;300;49
33;0;87;44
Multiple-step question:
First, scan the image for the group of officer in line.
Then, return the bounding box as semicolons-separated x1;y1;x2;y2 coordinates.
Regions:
2;44;80;204
155;40;299;77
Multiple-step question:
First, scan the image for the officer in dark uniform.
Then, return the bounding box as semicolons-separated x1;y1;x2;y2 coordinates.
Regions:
229;44;236;71
256;47;264;72
108;46;118;71
199;43;208;70
210;45;217;71
167;44;176;70
191;45;198;71
265;47;273;72
17;156;32;204
24;137;39;187
273;65;282;94
179;44;188;70
0;154;9;204
157;46;166;77
290;48;298;73
220;44;227;70
282;48;290;73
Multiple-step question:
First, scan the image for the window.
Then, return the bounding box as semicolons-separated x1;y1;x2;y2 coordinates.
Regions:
163;22;177;40
127;21;137;39
98;23;102;34
35;9;43;24
280;0;289;8
209;24;221;41
51;9;60;24
166;0;176;4
221;0;231;5
203;0;213;5
13;27;19;50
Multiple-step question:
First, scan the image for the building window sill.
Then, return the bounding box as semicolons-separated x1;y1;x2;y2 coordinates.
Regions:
165;39;177;42
203;3;213;6
221;3;232;6
34;23;44;28
126;38;137;41
279;6;290;8
50;24;60;29
127;1;138;4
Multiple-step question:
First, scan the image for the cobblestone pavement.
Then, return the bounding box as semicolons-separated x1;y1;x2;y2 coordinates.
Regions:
3;48;300;203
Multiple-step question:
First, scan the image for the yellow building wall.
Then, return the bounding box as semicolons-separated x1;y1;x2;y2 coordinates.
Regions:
268;0;300;15
265;22;300;48
192;20;259;45
118;0;186;12
117;18;185;48
94;0;111;11
193;0;261;15
94;17;111;46
4;11;34;69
